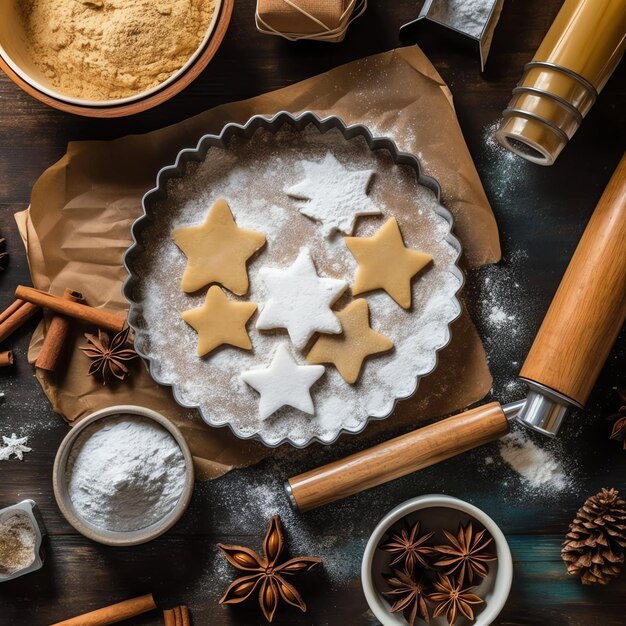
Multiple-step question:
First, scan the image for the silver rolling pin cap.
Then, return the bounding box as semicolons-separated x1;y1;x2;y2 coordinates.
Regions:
516;387;574;437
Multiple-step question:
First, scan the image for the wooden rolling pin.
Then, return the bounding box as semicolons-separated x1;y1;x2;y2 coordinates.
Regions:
286;402;516;512
519;152;626;407
287;153;626;513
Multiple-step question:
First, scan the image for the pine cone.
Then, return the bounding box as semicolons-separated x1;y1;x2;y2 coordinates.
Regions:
561;488;626;585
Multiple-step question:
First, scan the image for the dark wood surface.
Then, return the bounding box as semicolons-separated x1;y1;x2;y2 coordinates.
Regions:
1;1;625;625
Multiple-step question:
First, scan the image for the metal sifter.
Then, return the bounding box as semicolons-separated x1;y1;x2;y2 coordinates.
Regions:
286;152;626;513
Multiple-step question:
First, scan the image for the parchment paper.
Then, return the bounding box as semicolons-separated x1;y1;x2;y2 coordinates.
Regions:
15;46;501;479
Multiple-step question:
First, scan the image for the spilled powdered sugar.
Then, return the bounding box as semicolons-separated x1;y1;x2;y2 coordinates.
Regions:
129;124;462;445
498;429;571;494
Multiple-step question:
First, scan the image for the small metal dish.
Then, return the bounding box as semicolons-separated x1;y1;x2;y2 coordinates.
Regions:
52;405;194;547
0;500;46;582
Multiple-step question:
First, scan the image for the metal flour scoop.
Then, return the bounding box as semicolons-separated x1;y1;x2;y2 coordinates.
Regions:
286;153;626;513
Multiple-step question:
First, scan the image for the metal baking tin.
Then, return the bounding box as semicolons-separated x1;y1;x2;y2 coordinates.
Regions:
123;111;464;448
0;499;46;582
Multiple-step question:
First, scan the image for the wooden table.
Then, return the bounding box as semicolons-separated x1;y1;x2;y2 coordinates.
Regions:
1;1;624;624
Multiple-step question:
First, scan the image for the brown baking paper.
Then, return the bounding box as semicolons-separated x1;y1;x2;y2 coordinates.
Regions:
15;46;500;479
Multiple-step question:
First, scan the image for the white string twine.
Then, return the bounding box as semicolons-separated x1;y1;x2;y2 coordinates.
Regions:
255;0;367;42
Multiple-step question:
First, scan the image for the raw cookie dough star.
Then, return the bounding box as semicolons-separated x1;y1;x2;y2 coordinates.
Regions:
307;299;393;384
256;247;348;350
345;217;432;309
172;198;266;295
0;433;32;461
181;286;257;357
241;343;325;420
285;151;382;237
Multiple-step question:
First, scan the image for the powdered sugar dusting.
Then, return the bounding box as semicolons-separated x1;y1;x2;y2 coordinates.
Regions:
498;429;571;494
129;124;462;446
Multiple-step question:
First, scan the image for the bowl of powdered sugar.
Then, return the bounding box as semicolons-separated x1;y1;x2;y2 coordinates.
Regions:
53;405;194;546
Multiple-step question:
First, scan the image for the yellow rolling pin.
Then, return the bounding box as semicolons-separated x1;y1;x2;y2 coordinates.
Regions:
286;153;626;513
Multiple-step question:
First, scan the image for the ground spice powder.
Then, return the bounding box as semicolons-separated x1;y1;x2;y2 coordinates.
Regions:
18;0;217;101
0;512;36;575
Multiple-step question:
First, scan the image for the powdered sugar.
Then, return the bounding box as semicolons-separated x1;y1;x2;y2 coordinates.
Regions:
129;123;462;446
66;416;186;532
498;429;571;494
255;247;347;349
285;151;381;236
429;0;495;38
241;343;325;420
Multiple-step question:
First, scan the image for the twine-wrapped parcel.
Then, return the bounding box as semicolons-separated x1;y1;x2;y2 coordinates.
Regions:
255;0;367;42
15;46;500;479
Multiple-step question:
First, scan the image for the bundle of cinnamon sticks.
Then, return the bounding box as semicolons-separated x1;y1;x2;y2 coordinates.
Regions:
0;285;126;373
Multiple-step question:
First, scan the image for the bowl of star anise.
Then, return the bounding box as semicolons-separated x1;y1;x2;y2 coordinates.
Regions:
361;495;513;626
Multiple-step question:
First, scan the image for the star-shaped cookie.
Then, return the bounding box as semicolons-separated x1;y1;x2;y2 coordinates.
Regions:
345;217;432;309
0;433;32;461
172;198;266;295
241;343;325;420
285;152;382;237
256;247;348;350
307;299;393;383
181;286;257;357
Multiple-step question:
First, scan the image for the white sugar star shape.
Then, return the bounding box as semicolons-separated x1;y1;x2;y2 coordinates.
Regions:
285;152;382;236
0;433;32;461
241;344;325;420
256;247;347;350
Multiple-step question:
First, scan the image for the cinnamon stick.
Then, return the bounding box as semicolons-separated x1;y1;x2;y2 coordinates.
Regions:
173;606;182;625
163;608;176;626
15;286;125;334
180;605;190;626
50;593;157;626
0;351;13;367
0;300;40;344
36;289;85;372
0;299;25;325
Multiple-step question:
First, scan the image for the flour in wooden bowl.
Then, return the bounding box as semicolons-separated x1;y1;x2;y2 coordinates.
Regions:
127;123;463;446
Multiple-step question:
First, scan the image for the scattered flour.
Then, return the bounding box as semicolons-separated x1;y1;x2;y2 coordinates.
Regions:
498;430;570;493
66;416;186;532
481;120;529;201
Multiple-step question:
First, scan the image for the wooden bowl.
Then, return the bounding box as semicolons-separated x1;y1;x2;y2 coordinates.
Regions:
0;0;233;118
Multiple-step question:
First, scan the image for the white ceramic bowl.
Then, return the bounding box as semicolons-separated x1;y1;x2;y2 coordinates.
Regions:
362;495;513;626
0;0;222;107
53;405;195;547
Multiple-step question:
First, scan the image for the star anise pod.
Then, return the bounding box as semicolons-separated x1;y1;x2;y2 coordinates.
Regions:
218;515;321;622
432;521;496;585
609;388;626;450
429;574;483;625
383;567;431;625
79;325;138;384
381;520;435;572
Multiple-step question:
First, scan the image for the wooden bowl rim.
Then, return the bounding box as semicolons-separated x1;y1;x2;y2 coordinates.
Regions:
0;0;233;118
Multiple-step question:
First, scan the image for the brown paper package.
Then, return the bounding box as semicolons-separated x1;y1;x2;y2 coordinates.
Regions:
15;47;501;479
257;0;348;35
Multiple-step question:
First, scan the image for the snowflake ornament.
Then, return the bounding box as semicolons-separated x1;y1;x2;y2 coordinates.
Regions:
256;247;347;350
0;433;32;461
285;152;382;236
